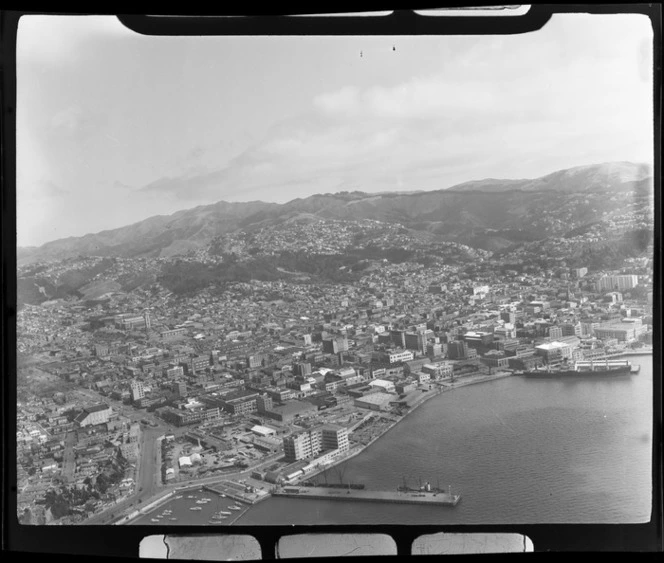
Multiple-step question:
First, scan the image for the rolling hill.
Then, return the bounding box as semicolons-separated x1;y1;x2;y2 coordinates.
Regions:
17;161;653;265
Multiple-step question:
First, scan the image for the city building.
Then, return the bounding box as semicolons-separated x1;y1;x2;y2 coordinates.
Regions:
548;326;563;340
594;322;647;342
130;380;145;403
596;275;639;291
447;340;469;360
160;327;187;340
534;341;574;363
321;425;349;454
354;392;398;411
74;404;113;428
283;428;323;462
322;336;349;355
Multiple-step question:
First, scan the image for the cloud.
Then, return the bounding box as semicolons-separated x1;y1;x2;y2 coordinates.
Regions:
18;15;134;67
140;168;230;200
133;13;653;204
18;179;70;204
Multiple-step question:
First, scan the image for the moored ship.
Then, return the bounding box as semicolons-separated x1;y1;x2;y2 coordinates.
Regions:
523;359;633;378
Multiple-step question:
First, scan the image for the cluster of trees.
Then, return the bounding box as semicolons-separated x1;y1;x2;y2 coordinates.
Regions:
17;257;116;308
43;458;127;520
569;228;653;270
161;242;446;296
158;258;284;295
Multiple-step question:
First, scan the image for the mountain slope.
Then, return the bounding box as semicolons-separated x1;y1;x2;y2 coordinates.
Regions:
448;161;652;193
18;161;653;264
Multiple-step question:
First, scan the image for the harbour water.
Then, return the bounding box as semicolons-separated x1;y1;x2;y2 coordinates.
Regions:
132;355;653;526
235;354;653;525
131;488;252;526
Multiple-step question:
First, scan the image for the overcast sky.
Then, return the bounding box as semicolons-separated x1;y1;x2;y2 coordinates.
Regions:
16;13;653;247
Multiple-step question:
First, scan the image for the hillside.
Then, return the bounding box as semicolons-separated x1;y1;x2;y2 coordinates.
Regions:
17;161;653;265
447;161;652;193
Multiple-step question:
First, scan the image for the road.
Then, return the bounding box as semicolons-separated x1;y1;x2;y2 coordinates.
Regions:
83;449;284;525
62;431;77;482
79;388;282;525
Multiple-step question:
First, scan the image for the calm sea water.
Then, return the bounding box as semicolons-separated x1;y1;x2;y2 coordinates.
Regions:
132;488;252;526
132;355;653;526
235;355;653;525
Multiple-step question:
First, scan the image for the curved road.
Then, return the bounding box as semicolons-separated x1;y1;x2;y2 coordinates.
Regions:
83;433;282;525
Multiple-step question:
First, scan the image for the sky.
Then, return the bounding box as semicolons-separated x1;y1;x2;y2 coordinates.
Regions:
16;12;654;247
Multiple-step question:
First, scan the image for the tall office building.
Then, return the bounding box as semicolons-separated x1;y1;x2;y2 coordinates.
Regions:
130;380;145;402
321;425;349;454
405;332;426;354
447;340;468;360
501;311;516;324
283;428;322;462
548;326;563;340
390;330;406;348
143;309;152;331
596;275;639;291
322;336;349;355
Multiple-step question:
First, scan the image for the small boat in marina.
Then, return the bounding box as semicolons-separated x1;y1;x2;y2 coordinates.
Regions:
190;507;202;511
175;495;183;499
169;518;178;521
151;518;160;522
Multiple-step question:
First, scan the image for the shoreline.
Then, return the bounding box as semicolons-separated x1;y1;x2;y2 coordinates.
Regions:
121;356;651;525
120;356;649;526
230;371;514;524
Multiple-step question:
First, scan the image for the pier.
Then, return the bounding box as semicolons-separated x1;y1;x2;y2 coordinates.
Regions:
204;481;270;505
272;486;461;506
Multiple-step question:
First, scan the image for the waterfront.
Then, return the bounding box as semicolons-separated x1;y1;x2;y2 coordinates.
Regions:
131;487;252;526
233;354;653;525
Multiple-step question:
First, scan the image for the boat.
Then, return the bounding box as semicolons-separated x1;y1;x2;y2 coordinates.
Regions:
175;495;183;499
229;506;242;511
190;507;202;511
396;477;461;504
522;359;633;378
169;518;178;521
151;518;160;523
186;495;195;499
219;510;231;515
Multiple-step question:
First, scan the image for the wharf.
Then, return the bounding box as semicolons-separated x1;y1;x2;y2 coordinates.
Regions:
272;486;461;506
204;481;270;505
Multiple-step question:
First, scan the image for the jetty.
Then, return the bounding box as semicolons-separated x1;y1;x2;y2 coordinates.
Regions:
204;481;270;505
272;485;461;507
